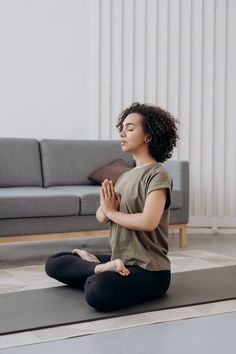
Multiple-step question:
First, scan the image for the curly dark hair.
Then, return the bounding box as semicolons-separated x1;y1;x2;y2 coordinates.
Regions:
116;102;179;163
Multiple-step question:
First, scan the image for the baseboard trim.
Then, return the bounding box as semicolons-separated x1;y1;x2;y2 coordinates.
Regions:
0;230;110;243
189;217;236;229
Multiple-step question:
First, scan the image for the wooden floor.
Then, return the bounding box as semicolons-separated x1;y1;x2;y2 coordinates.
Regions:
0;224;188;248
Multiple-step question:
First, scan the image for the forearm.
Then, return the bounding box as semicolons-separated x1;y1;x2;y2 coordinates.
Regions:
106;210;151;232
96;206;110;224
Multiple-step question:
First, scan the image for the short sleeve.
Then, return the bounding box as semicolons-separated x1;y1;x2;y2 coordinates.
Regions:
146;170;173;210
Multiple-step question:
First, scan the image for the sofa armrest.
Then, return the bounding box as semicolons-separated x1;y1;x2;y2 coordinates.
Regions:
163;160;189;224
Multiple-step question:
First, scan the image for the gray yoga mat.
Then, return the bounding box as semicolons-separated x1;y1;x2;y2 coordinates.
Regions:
1;265;236;335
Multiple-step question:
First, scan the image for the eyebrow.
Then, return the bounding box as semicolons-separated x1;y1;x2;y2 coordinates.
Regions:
122;123;136;127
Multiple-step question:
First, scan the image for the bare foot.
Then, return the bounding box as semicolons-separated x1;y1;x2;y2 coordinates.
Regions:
94;259;130;276
72;249;101;263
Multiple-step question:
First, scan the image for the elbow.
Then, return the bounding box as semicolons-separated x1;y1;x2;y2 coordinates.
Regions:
143;214;161;232
145;226;156;232
96;213;109;224
96;214;103;224
143;223;155;232
145;221;159;232
141;214;158;232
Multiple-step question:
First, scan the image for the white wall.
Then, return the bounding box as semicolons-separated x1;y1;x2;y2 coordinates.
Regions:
0;0;236;228
0;0;94;139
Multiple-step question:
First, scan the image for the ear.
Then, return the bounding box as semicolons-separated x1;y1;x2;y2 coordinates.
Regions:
145;135;152;143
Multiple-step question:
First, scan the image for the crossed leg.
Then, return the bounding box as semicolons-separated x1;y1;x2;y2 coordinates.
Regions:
45;250;171;312
45;250;130;289
84;266;171;311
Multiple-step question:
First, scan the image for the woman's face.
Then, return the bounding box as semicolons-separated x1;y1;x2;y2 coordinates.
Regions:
119;113;148;153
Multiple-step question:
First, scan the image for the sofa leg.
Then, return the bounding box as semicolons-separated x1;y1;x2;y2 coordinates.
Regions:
169;224;188;248
179;225;188;248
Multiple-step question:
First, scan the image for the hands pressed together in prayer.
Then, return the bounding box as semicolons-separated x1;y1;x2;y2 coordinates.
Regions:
73;180;129;277
100;179;121;216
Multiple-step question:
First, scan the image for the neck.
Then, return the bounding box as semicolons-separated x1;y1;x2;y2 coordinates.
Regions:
133;158;158;168
131;147;157;168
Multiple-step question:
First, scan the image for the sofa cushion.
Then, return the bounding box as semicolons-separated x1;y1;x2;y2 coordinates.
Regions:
88;159;132;185
40;140;134;187
0;138;43;187
77;189;182;215
0;187;80;219
0;184;183;220
48;186;101;215
48;185;182;215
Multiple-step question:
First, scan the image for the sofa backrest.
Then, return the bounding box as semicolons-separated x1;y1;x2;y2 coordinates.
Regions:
40;139;135;187
0;138;43;187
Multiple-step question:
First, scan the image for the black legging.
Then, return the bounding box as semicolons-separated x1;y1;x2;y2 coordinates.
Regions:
45;252;171;311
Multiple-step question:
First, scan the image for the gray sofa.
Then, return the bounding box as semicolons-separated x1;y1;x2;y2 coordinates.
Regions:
0;138;189;247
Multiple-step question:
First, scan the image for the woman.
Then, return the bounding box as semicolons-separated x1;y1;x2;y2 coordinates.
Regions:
45;102;178;311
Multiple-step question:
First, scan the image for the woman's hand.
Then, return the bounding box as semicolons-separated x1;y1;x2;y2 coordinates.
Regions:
100;179;121;216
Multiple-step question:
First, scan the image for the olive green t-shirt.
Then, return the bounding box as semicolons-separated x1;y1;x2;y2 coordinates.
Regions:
109;162;173;271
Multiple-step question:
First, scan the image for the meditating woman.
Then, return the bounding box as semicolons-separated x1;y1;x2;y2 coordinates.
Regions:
45;102;178;311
